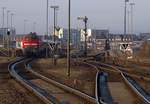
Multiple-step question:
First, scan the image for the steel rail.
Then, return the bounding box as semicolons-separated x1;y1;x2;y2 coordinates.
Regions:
8;58;60;104
88;61;150;104
78;61;113;104
25;59;97;104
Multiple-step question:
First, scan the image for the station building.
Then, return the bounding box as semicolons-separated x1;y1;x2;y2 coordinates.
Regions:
55;28;109;51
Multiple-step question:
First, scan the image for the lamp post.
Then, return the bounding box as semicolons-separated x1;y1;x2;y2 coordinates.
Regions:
33;22;36;32
2;7;6;47
77;16;88;57
7;10;10;29
11;13;14;29
127;10;130;35
67;0;71;77
46;0;49;58
130;3;135;41
124;0;129;36
46;0;48;37
10;13;14;43
7;10;10;56
24;19;28;34
7;29;10;57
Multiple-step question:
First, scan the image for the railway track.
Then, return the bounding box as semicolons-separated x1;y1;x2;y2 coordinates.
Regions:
79;61;114;104
0;48;8;57
8;58;97;104
84;61;149;104
25;59;97;104
109;64;150;81
96;72;113;104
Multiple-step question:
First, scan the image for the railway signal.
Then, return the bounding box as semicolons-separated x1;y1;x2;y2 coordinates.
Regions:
7;29;10;35
51;5;59;65
77;16;88;57
7;29;10;57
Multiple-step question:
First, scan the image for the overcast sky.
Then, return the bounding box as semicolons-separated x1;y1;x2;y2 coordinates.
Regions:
0;0;150;34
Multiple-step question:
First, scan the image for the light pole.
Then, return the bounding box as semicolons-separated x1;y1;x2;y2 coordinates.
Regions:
130;3;135;41
7;10;10;29
124;0;129;36
10;13;14;42
77;16;88;57
24;19;28;34
11;13;14;29
51;5;59;65
7;29;10;58
2;7;6;47
67;0;71;77
46;0;48;37
2;7;6;28
46;0;49;58
7;10;10;56
127;10;130;35
33;22;36;32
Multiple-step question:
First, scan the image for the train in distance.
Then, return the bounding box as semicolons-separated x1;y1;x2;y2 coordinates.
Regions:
16;32;44;56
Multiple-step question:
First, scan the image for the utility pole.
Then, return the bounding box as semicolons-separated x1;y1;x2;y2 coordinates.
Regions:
11;13;14;29
46;0;49;58
2;7;6;47
7;10;10;29
33;22;36;32
51;6;59;65
130;3;135;41
67;0;71;77
124;0;129;36
127;10;130;35
7;10;10;57
24;19;28;34
10;13;14;45
7;29;10;58
84;16;88;57
77;16;88;57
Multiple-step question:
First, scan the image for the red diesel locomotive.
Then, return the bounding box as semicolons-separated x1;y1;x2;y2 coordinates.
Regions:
16;32;42;56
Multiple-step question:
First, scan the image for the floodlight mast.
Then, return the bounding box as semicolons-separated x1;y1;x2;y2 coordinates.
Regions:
124;0;129;36
130;3;135;41
2;7;6;47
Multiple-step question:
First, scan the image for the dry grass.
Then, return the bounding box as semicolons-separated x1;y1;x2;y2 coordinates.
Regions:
0;58;44;104
31;58;97;97
0;79;44;104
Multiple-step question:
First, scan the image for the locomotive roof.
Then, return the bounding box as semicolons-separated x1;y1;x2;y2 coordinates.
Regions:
23;32;39;41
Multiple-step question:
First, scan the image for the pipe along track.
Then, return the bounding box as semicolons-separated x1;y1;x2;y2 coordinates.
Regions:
88;61;150;104
8;58;97;104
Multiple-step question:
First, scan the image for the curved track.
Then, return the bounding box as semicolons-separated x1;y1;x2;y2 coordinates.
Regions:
8;58;60;104
96;72;113;104
80;61;114;104
87;61;150;104
8;58;97;104
25;59;97;104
